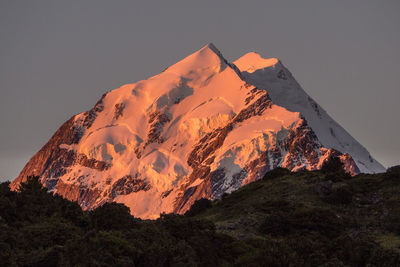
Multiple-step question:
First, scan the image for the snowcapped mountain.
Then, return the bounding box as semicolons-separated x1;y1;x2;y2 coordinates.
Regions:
11;43;385;219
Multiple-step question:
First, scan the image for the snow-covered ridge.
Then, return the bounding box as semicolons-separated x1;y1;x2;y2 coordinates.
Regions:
234;52;279;73
233;53;385;174
12;43;384;219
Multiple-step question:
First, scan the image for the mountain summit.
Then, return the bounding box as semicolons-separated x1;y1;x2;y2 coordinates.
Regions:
11;44;385;218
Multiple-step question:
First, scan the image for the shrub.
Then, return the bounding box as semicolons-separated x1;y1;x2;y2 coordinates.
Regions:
262;167;291;180
235;238;297;267
89;202;136;231
16;175;47;194
323;185;353;205
321;156;345;174
185;198;212;216
386;165;400;180
385;208;400;234
330;235;375;266
260;208;345;238
260;213;290;236
369;247;400;267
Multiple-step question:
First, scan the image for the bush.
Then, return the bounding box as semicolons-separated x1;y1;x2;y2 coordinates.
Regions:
330;235;375;266
262;167;291;180
386;165;400;180
290;208;345;237
385;208;400;234
185;198;212;216
235;238;297;266
260;213;290;236
321;156;345;174
323;185;353;205
260;208;345;238
369;247;400;267
89;202;137;231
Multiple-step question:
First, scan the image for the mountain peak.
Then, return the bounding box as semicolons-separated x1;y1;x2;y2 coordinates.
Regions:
165;43;228;76
200;42;222;56
234;52;279;73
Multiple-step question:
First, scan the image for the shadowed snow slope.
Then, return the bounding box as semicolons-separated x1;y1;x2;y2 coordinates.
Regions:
234;53;385;174
12;43;385;219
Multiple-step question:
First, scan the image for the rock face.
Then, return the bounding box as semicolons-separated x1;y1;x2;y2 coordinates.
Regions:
11;43;385;218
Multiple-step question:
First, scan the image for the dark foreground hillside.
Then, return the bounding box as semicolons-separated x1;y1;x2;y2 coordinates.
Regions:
1;161;400;266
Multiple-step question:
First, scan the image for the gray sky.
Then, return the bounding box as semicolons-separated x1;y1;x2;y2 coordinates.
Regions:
1;0;399;182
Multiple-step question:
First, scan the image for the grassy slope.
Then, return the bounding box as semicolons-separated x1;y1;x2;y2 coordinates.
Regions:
191;167;400;265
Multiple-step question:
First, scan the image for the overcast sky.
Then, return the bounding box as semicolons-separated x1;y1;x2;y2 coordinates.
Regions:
1;0;399;182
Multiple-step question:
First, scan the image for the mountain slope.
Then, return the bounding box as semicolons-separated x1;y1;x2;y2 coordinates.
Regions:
235;52;384;173
11;43;384;218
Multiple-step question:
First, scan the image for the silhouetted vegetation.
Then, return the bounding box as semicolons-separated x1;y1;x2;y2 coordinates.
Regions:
320;156;345;174
185;198;212;216
1;166;400;266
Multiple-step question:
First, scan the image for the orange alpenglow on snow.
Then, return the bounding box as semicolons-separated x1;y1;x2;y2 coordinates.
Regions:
12;43;385;219
234;52;279;73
